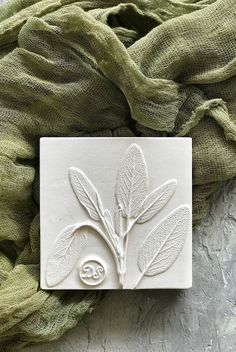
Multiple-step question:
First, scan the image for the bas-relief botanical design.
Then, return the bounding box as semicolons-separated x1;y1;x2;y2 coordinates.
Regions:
46;144;191;289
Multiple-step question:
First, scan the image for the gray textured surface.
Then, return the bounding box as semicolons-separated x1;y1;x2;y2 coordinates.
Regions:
24;179;236;352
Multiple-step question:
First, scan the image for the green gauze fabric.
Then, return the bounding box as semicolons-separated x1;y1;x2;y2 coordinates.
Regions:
0;0;236;349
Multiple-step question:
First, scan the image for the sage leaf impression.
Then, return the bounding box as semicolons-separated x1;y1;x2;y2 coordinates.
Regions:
115;144;148;219
136;179;177;224
103;209;115;236
46;143;191;289
69;168;104;221
46;223;88;287
134;205;191;289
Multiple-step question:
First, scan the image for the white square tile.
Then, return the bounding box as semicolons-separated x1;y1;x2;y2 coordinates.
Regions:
40;137;192;290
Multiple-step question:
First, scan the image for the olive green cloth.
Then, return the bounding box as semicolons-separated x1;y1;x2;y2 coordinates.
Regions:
0;0;235;350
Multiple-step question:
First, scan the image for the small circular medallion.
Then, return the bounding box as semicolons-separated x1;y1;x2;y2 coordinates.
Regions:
79;258;106;286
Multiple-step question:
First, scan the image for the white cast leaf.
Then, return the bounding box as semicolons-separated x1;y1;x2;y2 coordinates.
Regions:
136;179;177;224
114;207;122;236
104;209;115;234
115;144;148;219
46;223;88;287
137;205;191;279
69;167;104;221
